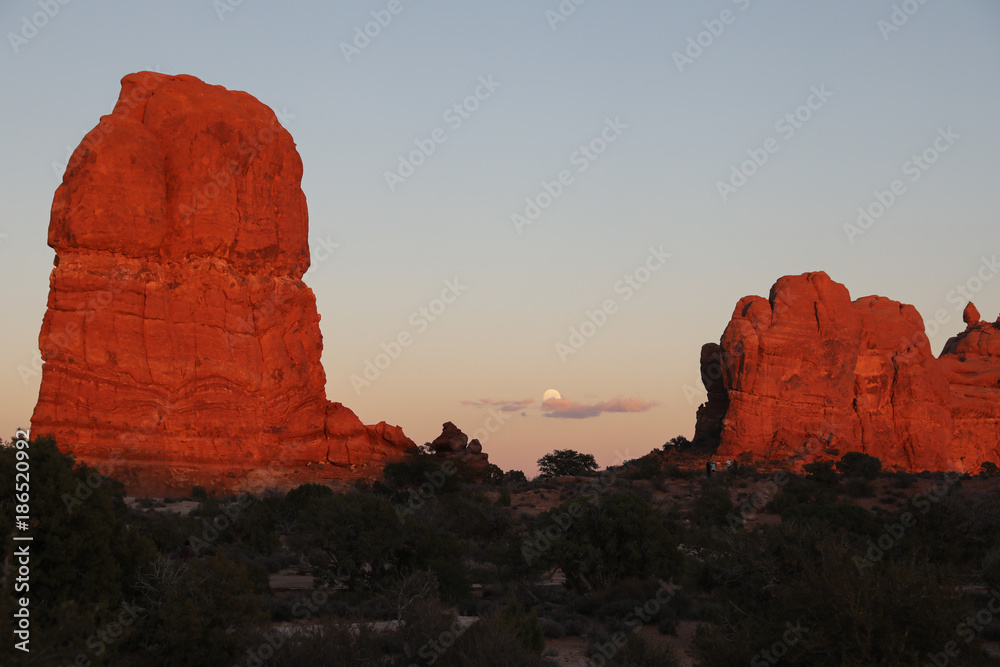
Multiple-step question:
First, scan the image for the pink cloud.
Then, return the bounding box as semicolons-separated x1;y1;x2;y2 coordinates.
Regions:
542;396;656;419
462;398;535;412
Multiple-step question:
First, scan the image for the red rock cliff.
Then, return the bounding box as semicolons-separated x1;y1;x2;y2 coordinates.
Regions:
31;72;415;495
696;271;1000;472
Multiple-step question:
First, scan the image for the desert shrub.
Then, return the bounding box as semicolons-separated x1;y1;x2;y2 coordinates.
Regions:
767;475;838;511
539;616;566;638
429;492;514;542
836;452;883;479
780;502;881;539
398;519;469;601
253;616;384;667
596;599;643;632
844;477;875;498
803;460;838;485
526;493;683;592
608;633;681;667
383;458;462;495
433;609;549;667
501;599;545;655
125;551;266;666
0;436;157;663
624;453;663;480
664;464;694;480
503;470;528;485
545;608;589;636
291;492;405;590
892;471;917;489
692;483;735;528
131;508;203;552
695;532;987;667
281;483;334;517
907;487;1000;566
657;608;679;635
980;461;998;477
482;463;504;485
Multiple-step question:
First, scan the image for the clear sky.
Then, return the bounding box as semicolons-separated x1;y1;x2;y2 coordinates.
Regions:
2;0;998;474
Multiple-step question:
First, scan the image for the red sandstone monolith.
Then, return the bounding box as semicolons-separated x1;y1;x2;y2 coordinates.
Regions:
31;72;415;494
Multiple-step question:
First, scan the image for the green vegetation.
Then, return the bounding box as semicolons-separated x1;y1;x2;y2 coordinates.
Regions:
6;438;1000;665
537;449;599;477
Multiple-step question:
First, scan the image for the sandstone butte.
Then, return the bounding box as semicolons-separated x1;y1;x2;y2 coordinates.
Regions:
30;72;417;495
695;271;1000;472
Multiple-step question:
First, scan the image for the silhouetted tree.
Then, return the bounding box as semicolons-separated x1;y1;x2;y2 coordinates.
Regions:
537;449;598;477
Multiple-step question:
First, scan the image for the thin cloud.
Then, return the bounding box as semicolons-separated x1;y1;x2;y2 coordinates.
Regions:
462;398;535;412
542;396;656;420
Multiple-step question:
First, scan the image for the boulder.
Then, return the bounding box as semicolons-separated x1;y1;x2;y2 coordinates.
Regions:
431;422;469;453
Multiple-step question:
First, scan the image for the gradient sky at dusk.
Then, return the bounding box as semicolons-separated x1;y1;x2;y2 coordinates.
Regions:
2;1;999;474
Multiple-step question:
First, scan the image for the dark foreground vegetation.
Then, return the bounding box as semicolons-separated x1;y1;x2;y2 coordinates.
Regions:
3;436;1000;666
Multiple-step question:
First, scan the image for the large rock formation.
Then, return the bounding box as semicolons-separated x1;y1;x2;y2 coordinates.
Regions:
695;271;1000;472
31;72;415;495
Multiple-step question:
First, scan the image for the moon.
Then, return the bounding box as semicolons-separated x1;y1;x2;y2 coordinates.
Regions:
543;389;561;401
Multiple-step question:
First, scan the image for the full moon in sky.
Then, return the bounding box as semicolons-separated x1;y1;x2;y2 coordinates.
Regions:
543;389;561;401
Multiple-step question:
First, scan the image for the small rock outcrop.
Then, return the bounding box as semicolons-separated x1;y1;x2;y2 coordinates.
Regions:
431;422;469;453
428;422;490;477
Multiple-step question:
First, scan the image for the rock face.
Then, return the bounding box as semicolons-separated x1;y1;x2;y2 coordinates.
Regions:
30;72;415;495
431;422;469;453
696;271;1000;472
427;422;490;477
